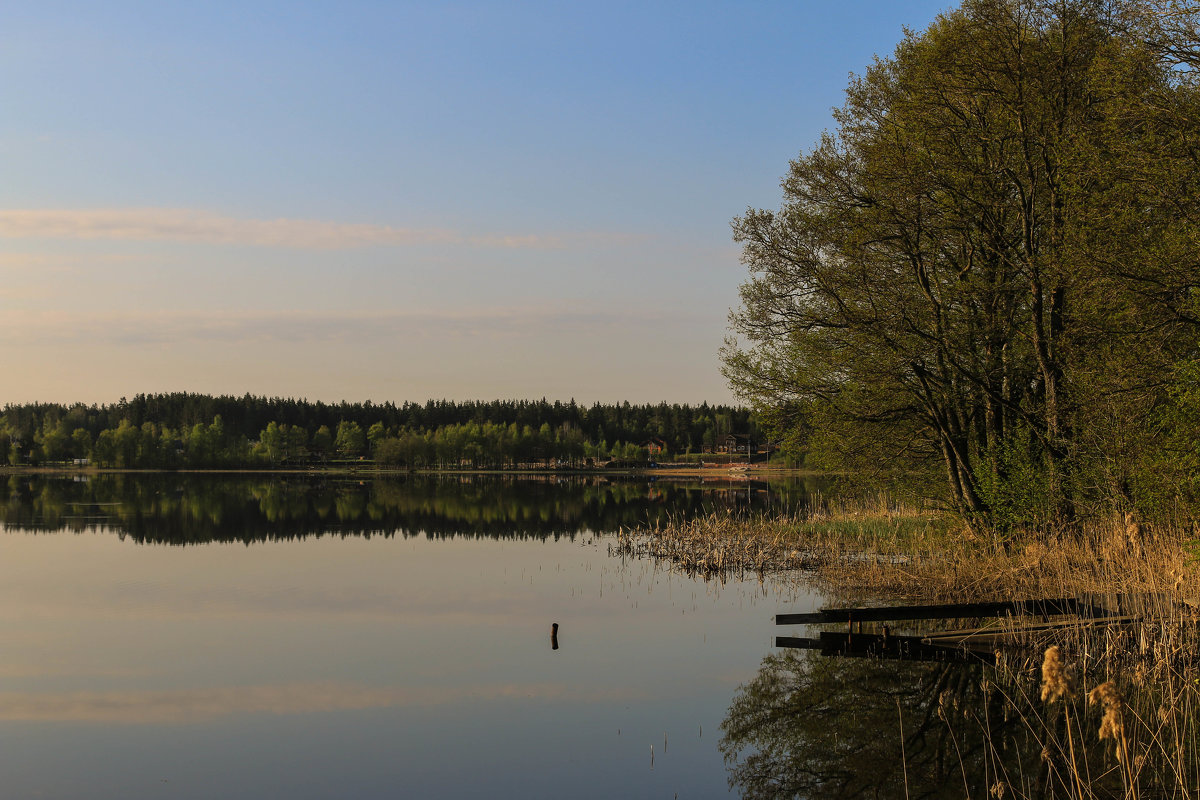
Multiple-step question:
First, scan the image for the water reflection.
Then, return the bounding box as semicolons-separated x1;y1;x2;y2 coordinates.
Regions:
720;647;1189;799
0;472;822;541
721;651;998;798
0;679;633;724
0;503;806;799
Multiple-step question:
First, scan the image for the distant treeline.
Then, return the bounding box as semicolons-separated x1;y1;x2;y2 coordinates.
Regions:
0;393;765;469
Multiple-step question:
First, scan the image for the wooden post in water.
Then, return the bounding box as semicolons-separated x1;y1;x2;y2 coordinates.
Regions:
551;622;559;650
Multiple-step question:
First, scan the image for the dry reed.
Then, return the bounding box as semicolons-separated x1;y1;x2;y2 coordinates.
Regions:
619;504;1200;797
617;500;1197;612
1041;645;1076;703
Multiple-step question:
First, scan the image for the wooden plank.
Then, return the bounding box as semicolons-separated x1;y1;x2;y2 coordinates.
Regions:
774;596;1109;625
774;636;824;650
920;615;1142;645
775;632;995;664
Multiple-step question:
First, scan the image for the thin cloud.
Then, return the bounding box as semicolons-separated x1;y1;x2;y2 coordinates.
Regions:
0;208;455;249
0;208;640;251
0;307;702;346
0;253;61;270
0;251;152;275
467;232;644;249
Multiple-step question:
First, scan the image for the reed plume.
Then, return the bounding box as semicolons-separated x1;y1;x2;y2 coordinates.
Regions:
1040;645;1076;703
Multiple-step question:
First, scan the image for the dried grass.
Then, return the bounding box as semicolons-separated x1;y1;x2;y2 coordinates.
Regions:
616;500;1197;609
617;504;1200;797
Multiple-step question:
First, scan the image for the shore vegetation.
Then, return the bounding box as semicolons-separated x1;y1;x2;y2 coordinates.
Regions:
722;0;1200;532
703;3;1200;786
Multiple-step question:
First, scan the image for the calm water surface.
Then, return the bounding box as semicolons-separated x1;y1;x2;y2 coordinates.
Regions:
0;474;823;799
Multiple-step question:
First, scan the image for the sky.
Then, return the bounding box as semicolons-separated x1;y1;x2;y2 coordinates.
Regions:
1;0;952;407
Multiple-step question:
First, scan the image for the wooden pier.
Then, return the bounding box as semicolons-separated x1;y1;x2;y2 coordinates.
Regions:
774;596;1138;662
774;596;1114;626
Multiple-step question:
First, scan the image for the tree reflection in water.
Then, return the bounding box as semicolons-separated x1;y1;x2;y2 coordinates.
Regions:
720;650;1062;799
0;472;822;543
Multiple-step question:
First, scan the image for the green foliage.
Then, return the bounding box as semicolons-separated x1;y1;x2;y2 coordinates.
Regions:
0;396;766;470
311;425;333;461
1128;360;1200;518
335;420;365;458
723;0;1200;528
974;431;1059;531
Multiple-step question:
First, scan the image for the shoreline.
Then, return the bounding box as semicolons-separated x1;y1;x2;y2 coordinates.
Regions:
0;464;819;479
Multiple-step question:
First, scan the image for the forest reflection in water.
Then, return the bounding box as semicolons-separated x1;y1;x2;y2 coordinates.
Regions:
0;471;823;542
721;646;1189;799
721;650;1013;799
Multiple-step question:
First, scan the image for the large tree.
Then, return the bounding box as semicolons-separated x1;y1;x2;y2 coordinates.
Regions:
724;0;1200;526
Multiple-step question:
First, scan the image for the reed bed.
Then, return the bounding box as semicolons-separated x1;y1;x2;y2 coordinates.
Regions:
611;493;950;584
971;634;1200;799
618;504;1200;797
616;501;1196;605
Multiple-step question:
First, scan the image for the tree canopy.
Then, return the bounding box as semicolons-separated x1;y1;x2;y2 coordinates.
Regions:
724;0;1200;527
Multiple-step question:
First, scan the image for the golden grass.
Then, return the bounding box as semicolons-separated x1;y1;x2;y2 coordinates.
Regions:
616;498;1196;605
619;502;1200;797
612;494;949;584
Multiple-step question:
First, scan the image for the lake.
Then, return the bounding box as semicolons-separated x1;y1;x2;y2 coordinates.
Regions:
2;472;1108;798
0;473;829;799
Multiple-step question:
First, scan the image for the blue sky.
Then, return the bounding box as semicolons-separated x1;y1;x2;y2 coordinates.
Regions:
1;0;951;405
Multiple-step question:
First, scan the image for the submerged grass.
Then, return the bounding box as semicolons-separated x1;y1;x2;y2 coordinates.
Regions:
615;497;1195;607
618;500;1200;798
612;493;952;587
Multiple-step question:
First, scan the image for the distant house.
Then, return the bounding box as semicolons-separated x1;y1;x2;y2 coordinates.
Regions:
642;439;668;455
717;434;749;454
717;434;765;455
